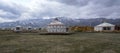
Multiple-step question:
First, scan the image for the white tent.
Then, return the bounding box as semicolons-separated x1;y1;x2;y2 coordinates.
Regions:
94;22;115;31
47;18;67;33
27;26;33;31
14;25;22;32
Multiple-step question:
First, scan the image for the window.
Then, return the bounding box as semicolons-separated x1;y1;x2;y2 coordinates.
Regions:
57;26;59;28
16;27;20;30
103;27;111;30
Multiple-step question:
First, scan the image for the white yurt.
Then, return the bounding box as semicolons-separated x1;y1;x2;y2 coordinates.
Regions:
47;18;67;33
14;25;22;32
27;26;33;31
94;22;115;31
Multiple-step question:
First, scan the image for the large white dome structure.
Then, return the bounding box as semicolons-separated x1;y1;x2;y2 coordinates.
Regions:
47;18;67;33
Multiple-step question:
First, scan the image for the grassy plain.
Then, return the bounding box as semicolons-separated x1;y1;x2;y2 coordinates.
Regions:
0;31;120;53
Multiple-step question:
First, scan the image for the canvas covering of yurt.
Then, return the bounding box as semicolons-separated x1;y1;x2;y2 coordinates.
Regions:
94;22;115;31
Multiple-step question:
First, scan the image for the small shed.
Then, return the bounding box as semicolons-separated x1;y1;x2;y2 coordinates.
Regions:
94;22;115;31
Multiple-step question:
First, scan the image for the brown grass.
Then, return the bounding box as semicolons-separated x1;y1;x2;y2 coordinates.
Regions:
0;32;120;53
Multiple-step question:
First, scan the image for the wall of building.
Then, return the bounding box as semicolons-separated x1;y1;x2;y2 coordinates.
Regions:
47;25;66;33
94;26;102;31
94;26;115;31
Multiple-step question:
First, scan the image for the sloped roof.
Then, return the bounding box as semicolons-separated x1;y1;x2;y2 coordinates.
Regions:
48;18;64;25
49;20;64;25
96;22;115;27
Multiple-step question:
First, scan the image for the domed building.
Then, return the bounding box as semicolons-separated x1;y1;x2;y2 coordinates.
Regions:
94;22;115;31
47;18;67;33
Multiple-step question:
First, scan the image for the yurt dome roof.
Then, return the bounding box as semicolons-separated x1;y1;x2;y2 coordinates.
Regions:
96;22;115;27
49;21;63;25
48;18;64;25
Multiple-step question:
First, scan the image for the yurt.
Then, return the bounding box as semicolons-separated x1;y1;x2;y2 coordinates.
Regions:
94;22;115;31
47;18;67;33
27;26;33;31
14;25;22;32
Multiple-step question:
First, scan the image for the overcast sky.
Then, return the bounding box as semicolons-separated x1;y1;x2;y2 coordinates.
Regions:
0;0;120;23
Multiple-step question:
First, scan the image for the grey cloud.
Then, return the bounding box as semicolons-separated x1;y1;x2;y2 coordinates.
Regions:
53;0;120;7
50;0;120;18
0;1;27;19
51;0;90;6
0;11;19;19
92;0;120;7
0;0;120;23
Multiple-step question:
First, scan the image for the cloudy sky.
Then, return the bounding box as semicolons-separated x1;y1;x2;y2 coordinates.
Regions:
0;0;120;23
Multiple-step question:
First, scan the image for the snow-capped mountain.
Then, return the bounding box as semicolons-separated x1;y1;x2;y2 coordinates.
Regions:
0;17;120;28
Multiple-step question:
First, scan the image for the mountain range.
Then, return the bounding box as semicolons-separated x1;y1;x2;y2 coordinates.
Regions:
0;17;120;28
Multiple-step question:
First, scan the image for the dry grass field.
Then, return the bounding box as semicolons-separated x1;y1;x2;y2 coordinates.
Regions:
0;31;120;53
